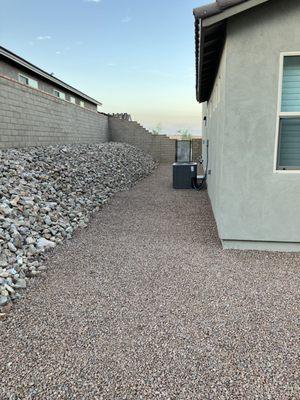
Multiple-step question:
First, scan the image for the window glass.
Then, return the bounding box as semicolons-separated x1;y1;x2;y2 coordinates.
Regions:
278;118;300;169
277;56;300;170
19;75;29;85
53;90;65;100
281;56;300;112
28;78;38;89
19;74;38;89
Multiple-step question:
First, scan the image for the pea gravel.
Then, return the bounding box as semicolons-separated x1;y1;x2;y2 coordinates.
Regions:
0;142;155;309
0;165;299;399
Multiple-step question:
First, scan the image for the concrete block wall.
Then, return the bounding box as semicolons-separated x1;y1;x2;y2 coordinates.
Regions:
0;75;108;148
0;74;202;163
109;117;202;164
109;117;175;163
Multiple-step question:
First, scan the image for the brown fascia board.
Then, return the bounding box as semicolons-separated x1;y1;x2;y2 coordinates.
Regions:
0;46;102;106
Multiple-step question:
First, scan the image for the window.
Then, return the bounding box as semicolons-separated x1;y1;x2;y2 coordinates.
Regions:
70;96;76;104
79;100;84;108
53;89;66;100
276;55;300;170
19;74;29;85
18;74;38;89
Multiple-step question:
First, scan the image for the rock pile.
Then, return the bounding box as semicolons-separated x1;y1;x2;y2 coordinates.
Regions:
0;142;155;316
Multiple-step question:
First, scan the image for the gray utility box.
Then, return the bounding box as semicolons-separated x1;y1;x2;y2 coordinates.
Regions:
173;162;197;189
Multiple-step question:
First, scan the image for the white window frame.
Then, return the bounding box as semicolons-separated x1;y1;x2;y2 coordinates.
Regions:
70;96;76;104
18;73;38;89
19;74;29;85
274;52;300;174
79;100;84;108
53;89;66;100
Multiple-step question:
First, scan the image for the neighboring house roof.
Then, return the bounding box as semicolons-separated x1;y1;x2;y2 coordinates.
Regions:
0;46;102;106
194;0;270;103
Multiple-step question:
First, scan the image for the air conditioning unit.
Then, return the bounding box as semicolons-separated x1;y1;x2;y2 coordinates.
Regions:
173;162;197;189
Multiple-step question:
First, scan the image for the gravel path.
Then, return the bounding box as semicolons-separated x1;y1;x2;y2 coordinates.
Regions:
1;165;299;399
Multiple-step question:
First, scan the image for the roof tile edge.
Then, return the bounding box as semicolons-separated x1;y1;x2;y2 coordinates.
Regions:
193;0;249;20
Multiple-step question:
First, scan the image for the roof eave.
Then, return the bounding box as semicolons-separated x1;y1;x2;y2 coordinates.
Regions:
201;0;270;27
194;0;271;103
0;46;102;106
195;17;227;103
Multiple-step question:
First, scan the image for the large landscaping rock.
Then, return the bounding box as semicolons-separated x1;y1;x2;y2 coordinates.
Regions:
0;142;156;311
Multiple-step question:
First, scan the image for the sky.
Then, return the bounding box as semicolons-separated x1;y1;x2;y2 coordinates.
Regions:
0;0;207;136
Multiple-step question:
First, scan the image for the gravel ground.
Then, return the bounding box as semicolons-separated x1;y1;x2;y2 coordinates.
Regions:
0;143;155;309
1;165;299;399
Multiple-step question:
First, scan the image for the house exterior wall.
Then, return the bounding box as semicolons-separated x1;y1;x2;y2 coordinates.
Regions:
202;40;228;226
203;0;300;251
0;75;108;148
0;60;96;111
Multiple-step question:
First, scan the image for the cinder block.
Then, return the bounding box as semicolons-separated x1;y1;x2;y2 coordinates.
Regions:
0;80;109;148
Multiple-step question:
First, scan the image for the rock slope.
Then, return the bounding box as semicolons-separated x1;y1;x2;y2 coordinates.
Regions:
0;142;155;315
